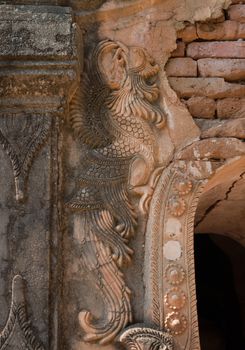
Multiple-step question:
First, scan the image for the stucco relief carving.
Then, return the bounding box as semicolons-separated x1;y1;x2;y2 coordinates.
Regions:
143;161;216;349
67;39;166;344
0;113;51;202
0;275;44;350
119;326;174;350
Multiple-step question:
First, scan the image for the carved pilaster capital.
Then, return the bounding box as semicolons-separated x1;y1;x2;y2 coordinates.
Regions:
119;325;174;350
0;4;82;108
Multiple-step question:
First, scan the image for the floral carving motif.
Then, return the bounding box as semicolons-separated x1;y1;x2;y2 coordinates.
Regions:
0;275;45;350
68;40;165;344
119;326;174;350
0;113;51;201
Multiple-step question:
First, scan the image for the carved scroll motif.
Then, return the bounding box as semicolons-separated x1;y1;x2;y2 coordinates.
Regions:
119;326;174;350
0;113;51;202
68;39;166;344
0;275;45;350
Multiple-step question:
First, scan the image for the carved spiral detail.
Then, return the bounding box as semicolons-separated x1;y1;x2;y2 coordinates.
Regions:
165;312;188;335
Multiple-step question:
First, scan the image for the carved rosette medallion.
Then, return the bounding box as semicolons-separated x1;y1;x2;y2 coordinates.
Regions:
119;326;174;350
164;264;186;286
0;275;45;350
68;39;166;344
165;312;188;335
164;288;186;310
173;178;193;196
168;196;186;217
0;113;51;201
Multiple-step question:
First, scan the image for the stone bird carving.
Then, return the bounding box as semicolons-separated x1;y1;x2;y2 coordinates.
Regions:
68;39;165;344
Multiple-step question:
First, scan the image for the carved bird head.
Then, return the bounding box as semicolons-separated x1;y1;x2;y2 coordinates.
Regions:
92;39;165;128
94;40;159;94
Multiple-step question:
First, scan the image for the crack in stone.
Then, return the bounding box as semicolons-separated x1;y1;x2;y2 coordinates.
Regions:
195;171;245;228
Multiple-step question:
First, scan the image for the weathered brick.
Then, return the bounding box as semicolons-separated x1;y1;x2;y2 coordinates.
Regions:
197;20;245;40
217;98;245;118
169;77;245;98
166;58;197;77
177;25;198;42
228;4;245;22
231;0;245;3
185;96;216;118
187;41;245;58
177;138;245;160
201;118;245;139
171;41;185;57
198;58;245;80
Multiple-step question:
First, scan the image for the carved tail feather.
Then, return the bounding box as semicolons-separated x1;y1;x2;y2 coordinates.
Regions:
77;212;133;345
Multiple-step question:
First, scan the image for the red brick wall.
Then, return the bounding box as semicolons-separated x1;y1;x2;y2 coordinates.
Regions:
166;1;245;139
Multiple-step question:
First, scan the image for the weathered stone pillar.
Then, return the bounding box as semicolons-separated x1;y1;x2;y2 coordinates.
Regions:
0;5;81;348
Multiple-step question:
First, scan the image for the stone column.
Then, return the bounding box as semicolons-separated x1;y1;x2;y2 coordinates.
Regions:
0;5;81;349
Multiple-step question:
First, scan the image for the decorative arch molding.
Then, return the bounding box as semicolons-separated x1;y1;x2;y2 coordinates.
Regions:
120;157;244;350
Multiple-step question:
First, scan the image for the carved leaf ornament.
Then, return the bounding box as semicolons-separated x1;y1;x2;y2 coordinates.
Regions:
0;113;51;201
0;275;45;350
68;39;166;344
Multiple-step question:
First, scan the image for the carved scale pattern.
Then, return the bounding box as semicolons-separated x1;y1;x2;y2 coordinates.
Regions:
68;39;165;344
0;275;45;350
0;113;51;201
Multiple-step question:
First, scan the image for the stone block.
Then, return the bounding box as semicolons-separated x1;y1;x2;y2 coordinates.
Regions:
187;41;245;58
197;20;245;40
185;96;216;118
217;98;245;118
228;4;245;22
0;5;76;58
198;58;245;80
0;5;81;102
177;138;245;160
166;58;197;77
201;118;245;139
177;25;198;42
169;77;245;98
171;41;186;57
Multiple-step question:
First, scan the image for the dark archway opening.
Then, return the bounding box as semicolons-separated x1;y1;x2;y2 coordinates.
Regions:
194;234;245;350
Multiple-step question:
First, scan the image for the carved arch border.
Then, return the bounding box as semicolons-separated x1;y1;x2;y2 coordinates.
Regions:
143;158;245;350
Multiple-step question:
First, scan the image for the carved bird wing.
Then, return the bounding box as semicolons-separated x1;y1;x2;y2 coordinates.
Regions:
69;76;114;149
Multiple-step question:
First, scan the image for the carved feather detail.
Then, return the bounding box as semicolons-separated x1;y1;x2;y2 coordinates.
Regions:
68;39;165;344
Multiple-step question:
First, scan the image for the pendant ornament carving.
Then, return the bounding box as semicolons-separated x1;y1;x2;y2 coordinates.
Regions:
119;326;174;350
68;39;165;344
0;113;51;202
0;275;45;350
